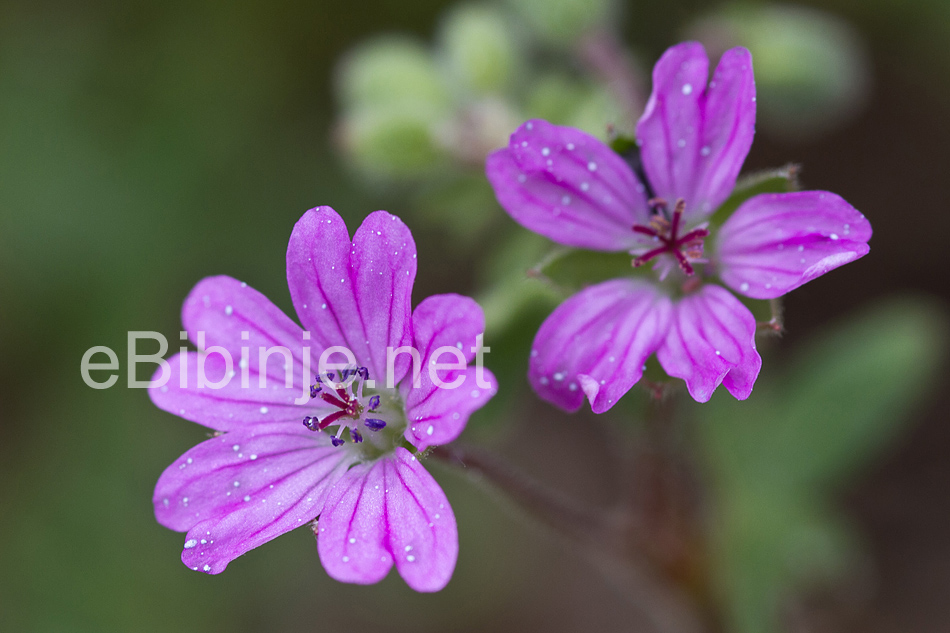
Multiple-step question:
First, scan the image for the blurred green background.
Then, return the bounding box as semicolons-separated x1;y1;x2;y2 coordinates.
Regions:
2;0;950;631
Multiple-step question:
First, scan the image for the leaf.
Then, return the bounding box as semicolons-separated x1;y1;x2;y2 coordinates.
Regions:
535;247;646;293
701;296;949;633
714;491;859;633
705;296;948;493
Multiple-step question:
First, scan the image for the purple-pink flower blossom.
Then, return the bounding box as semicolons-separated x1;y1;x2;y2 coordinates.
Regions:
486;42;871;411
150;206;497;592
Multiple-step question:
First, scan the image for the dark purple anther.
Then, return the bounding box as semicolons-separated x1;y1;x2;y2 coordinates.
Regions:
364;418;386;431
310;384;321;399
357;367;369;380
330;435;345;447
368;395;380;411
350;429;363;443
302;416;317;431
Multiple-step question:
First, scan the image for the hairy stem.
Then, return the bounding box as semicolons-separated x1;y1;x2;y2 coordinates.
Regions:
431;441;705;633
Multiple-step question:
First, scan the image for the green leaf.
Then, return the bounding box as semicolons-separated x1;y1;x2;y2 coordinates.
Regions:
706;296;948;493
702;296;949;633
535;247;645;294
714;491;860;633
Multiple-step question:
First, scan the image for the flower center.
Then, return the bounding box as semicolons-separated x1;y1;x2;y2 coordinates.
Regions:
631;198;709;276
302;367;389;447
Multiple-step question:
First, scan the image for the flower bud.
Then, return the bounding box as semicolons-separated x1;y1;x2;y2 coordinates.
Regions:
503;0;615;45
339;105;444;178
439;4;521;96
337;37;450;111
525;74;620;139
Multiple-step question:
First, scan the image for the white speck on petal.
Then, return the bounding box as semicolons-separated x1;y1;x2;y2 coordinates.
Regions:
682;83;693;95
184;539;197;549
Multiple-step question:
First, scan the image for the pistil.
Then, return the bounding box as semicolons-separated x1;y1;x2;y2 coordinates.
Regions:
631;198;709;276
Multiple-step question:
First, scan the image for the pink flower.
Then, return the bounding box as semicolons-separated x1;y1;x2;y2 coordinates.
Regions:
486;42;871;411
150;207;497;591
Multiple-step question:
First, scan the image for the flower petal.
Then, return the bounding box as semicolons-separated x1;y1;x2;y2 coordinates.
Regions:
529;279;672;413
286;207;416;384
716;191;872;299
149;276;319;431
401;294;498;450
637;43;756;220
153;422;357;574
317;448;458;592
656;285;761;403
149;352;322;432
486;119;650;250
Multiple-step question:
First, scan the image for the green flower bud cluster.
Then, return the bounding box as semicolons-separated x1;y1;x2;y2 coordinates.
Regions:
335;2;622;183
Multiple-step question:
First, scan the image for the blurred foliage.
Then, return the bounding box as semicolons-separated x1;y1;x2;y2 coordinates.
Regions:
502;0;616;44
702;297;949;633
685;3;872;140
332;0;624;241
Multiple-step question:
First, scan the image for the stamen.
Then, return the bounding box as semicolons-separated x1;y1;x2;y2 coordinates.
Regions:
302;365;386;446
364;418;387;431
